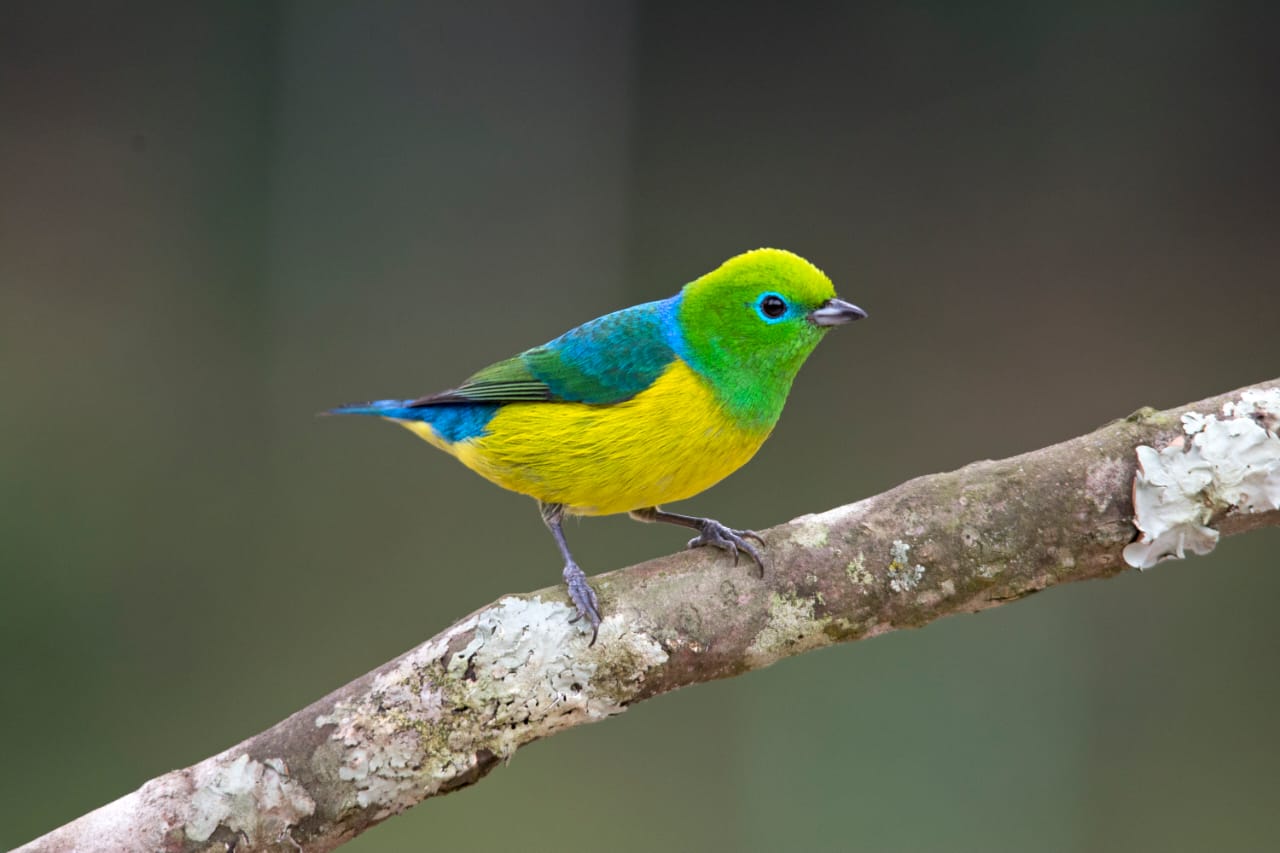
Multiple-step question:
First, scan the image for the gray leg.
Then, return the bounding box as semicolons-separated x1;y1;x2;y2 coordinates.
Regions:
629;506;765;577
540;501;601;645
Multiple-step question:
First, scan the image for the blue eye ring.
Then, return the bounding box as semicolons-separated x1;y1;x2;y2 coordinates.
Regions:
755;292;789;322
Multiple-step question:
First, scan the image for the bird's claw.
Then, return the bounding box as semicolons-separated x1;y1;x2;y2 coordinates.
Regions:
563;562;601;646
686;520;766;577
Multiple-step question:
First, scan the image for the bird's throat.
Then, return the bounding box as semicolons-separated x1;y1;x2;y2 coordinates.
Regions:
702;365;796;435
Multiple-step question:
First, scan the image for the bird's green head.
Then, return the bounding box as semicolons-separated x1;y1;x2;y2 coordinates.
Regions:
676;248;865;427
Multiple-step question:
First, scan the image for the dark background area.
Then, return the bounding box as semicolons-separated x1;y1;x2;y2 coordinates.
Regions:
3;2;1278;850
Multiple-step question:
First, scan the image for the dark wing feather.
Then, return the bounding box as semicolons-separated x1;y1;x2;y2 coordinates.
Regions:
407;356;552;406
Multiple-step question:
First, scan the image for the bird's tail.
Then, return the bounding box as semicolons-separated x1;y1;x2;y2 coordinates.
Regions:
322;399;423;419
325;397;498;449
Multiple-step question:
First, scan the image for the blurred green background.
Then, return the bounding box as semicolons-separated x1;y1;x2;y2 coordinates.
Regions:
3;2;1278;850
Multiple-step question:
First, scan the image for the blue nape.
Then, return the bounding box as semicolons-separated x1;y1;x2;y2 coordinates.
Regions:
328;399;499;443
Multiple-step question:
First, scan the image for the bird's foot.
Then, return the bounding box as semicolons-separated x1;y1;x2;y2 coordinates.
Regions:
687;520;766;576
562;562;601;646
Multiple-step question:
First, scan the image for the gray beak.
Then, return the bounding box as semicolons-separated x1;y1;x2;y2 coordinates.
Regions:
809;298;867;326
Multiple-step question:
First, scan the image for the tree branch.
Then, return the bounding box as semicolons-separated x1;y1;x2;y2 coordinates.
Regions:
20;378;1280;853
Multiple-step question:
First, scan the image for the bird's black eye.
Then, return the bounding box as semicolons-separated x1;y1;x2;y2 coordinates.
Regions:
760;294;787;319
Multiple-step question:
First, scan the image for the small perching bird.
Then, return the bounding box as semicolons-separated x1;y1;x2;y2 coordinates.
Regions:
329;248;865;643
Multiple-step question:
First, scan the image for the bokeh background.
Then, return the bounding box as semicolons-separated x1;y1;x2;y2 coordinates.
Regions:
3;2;1278;850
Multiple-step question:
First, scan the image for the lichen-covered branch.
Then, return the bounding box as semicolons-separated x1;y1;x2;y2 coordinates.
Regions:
20;379;1280;853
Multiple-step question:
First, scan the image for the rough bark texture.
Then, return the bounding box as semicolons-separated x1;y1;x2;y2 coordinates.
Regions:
19;378;1280;853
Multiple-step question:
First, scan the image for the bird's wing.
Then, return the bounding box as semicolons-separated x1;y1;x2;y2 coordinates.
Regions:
409;300;677;407
408;356;553;405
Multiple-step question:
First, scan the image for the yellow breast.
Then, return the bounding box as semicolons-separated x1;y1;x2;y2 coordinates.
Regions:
395;359;771;516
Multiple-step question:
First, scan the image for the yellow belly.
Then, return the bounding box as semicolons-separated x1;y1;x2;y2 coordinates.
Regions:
395;360;771;515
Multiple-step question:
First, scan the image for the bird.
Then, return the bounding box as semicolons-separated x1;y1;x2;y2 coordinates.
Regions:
328;248;865;643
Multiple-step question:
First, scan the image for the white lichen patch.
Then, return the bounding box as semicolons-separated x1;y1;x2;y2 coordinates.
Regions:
745;593;833;667
887;539;926;593
890;565;925;593
1222;387;1280;432
1124;387;1280;569
444;598;664;744
184;753;315;845
316;596;666;816
313;616;483;815
747;591;834;666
